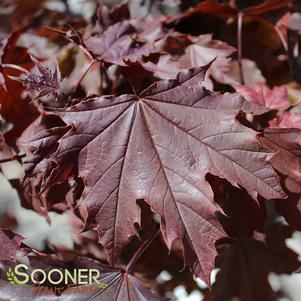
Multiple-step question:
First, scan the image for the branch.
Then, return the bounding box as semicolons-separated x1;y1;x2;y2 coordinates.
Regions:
0;153;26;164
1;64;29;74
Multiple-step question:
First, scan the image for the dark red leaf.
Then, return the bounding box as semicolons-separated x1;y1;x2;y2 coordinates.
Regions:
208;233;299;301
21;65;285;285
181;0;292;20
275;192;301;231
244;0;293;16
208;175;266;238
235;83;289;110
0;229;25;262
0;31;38;145
98;2;130;28
85;20;163;66
16;56;61;99
0;71;4;86
259;128;301;193
269;111;301;129
10;0;47;30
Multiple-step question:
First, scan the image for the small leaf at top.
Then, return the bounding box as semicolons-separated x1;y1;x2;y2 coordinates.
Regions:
85;19;163;66
15;56;61;99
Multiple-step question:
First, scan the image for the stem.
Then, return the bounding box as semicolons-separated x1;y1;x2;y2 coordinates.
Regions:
100;62;104;94
79;45;94;61
126;228;160;274
0;153;26;164
42;26;93;60
0;64;29;74
75;60;96;91
237;12;245;85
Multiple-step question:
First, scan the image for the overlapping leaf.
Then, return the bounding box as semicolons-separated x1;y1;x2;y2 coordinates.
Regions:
85;19;163;67
259;128;301;229
179;34;237;85
269;111;301;129
98;2;130;28
235;83;289;110
207;234;299;301
145;34;237;87
259;128;301;193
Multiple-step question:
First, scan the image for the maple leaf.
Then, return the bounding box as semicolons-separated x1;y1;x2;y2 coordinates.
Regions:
17;113;68;182
20;66;285;286
259;128;301;194
98;2;130;28
235;83;289;110
85;20;163;66
178;34;237;86
242;0;293;16
259;126;301;231
16;56;61;99
9;0;47;30
209;176;266;238
91;270;170;301
85;20;137;65
208;235;299;301
229;59;266;86
269;111;301;129
21;126;71;187
144;34;237;87
181;0;293;23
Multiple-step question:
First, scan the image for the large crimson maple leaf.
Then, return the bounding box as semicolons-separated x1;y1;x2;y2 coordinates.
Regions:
20;65;285;285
